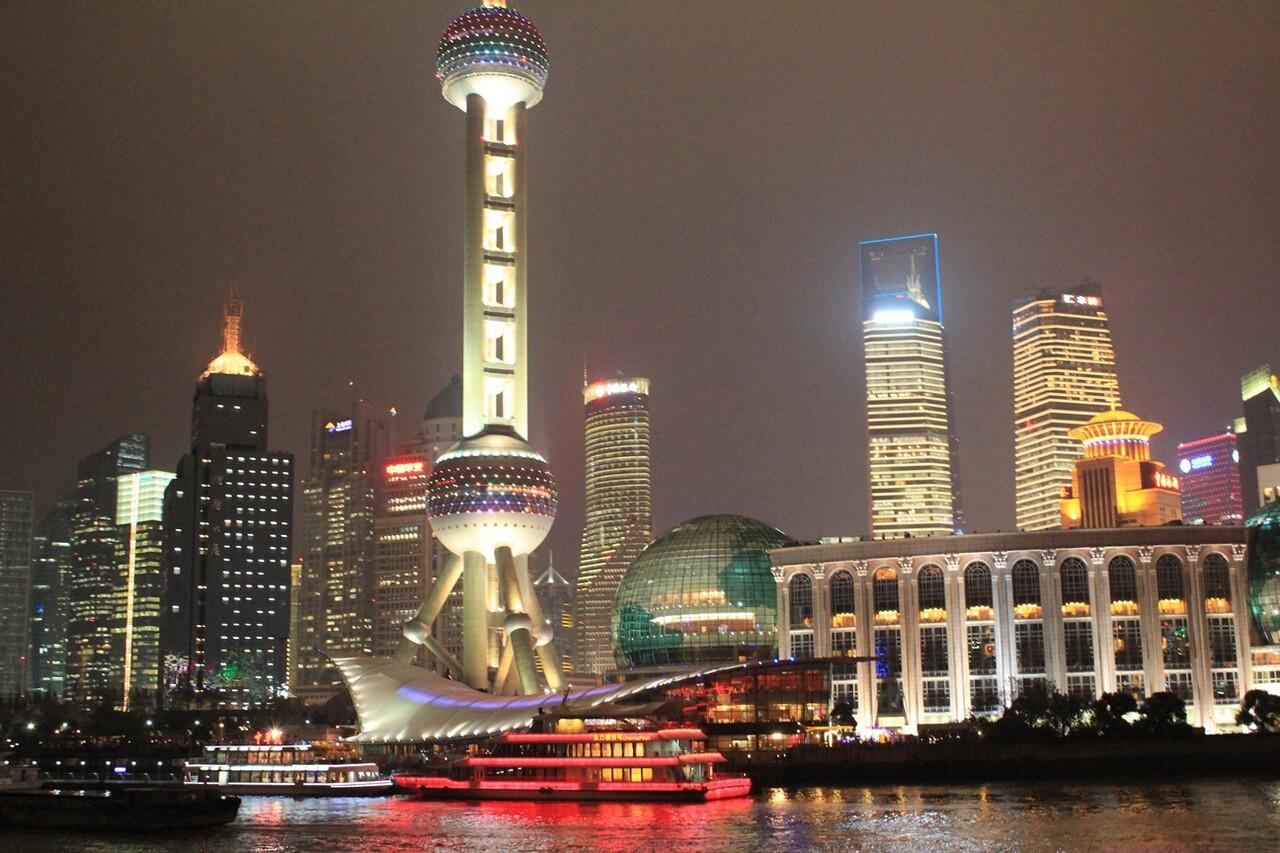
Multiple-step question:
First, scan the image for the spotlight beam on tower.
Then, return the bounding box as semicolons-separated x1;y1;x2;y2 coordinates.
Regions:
394;0;562;696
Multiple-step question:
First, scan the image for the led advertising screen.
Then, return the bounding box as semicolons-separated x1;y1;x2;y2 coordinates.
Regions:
860;233;942;323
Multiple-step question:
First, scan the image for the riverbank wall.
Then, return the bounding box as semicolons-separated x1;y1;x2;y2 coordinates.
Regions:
725;734;1280;785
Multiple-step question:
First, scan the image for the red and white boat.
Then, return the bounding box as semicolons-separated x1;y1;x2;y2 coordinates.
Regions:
393;725;751;802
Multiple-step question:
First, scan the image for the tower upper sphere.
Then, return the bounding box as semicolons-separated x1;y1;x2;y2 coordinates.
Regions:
436;0;549;112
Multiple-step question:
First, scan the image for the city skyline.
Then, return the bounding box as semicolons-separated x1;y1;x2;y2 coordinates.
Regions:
3;1;1279;575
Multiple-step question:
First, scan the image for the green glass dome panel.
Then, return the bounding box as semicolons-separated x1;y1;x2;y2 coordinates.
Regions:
612;514;794;668
1247;500;1280;645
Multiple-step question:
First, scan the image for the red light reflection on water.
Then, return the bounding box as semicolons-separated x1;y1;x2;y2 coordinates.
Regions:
380;794;754;851
249;797;286;826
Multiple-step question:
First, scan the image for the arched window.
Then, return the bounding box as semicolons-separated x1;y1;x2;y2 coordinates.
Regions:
1060;557;1090;614
1011;560;1042;607
918;565;946;612
1156;554;1185;601
789;574;813;627
1109;555;1138;613
1203;553;1231;610
964;563;993;616
830;570;856;628
873;568;899;616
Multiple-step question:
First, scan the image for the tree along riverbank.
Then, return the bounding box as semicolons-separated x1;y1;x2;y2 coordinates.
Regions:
725;734;1280;785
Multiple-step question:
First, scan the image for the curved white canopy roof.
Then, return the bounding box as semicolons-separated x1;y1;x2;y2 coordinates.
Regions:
331;653;753;744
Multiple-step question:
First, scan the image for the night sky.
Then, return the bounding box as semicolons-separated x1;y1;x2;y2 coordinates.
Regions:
3;1;1278;573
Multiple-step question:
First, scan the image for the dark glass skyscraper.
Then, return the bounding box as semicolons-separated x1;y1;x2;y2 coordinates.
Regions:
29;498;73;698
161;296;293;708
0;490;34;697
67;434;149;708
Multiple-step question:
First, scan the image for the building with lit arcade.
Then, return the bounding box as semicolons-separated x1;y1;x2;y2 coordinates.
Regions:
772;527;1256;733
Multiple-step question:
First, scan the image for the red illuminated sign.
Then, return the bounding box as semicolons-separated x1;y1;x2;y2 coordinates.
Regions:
386;461;425;476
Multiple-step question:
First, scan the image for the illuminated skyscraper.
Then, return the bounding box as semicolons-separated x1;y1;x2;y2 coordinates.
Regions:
161;295;293;708
373;451;431;662
1239;364;1280;513
574;377;653;675
297;401;393;701
29;498;73;698
113;470;174;709
1013;285;1122;530
68;434;149;708
860;234;960;538
0;490;33;697
1177;432;1244;525
394;0;564;696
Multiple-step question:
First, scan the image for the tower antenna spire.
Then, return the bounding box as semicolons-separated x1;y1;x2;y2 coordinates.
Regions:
223;285;243;356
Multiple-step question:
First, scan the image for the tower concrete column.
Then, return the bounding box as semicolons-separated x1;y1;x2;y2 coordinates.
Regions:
462;93;487;439
463;550;490;689
511;102;529;439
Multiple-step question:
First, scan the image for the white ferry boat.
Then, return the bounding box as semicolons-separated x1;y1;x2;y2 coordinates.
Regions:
183;741;391;796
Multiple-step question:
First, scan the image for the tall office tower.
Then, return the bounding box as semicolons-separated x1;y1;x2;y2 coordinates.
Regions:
394;1;564;697
373;452;431;662
1177;432;1244;525
1239;365;1280;514
29;498;74;698
1012;285;1122;530
860;234;960;538
296;401;393;701
534;555;572;673
1060;409;1181;528
112;470;174;709
161;296;293;709
67;434;149;708
573;377;653;675
287;560;301;697
0;490;34;697
421;376;466;666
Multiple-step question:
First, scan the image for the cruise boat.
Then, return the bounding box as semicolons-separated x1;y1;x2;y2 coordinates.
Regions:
393;724;752;802
183;741;391;796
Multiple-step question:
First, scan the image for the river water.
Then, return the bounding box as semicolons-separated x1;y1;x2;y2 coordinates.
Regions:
12;780;1280;852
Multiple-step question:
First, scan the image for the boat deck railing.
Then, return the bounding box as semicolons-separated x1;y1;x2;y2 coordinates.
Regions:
41;772;183;785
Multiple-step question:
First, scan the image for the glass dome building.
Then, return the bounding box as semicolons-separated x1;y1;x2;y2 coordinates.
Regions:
612;515;794;668
1247;499;1280;645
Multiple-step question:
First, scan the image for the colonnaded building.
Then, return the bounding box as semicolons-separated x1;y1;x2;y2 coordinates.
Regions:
772;525;1275;733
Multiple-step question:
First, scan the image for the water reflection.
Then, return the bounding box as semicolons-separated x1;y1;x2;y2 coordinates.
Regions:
10;781;1280;852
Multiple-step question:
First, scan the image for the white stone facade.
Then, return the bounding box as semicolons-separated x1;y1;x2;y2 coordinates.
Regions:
771;527;1252;733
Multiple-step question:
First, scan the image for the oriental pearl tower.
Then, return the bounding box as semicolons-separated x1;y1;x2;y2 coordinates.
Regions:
394;0;563;696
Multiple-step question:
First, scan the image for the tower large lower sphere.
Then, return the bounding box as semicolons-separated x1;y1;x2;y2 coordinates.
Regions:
395;0;562;695
427;430;557;562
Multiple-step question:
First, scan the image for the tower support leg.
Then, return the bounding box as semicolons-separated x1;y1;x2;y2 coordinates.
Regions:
496;546;542;695
463;550;490;690
515;554;565;691
493;640;514;695
394;552;463;664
